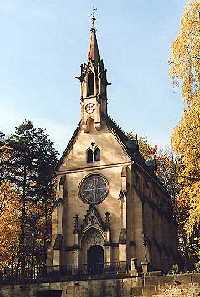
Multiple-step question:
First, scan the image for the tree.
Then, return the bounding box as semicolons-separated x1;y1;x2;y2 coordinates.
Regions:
170;0;200;234
156;149;180;200
0;131;5;144
0;181;21;269
127;133;153;160
169;1;200;104
127;132;179;199
0;131;11;181
2;120;58;270
169;0;200;271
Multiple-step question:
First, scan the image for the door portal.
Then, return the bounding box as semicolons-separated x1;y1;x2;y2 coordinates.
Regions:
87;245;104;274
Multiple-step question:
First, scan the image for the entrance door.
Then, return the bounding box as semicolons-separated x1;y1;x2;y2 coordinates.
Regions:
87;245;104;274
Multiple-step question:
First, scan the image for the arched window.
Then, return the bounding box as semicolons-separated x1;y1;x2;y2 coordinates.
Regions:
87;146;100;163
87;72;94;96
94;147;100;161
87;148;94;163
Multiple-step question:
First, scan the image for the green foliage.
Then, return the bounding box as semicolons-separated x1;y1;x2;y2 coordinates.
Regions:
5;119;58;202
0;131;5;144
1;120;58;268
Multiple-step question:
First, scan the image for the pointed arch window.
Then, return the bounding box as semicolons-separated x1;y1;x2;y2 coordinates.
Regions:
87;72;94;96
87;148;94;163
94;147;100;161
87;145;100;163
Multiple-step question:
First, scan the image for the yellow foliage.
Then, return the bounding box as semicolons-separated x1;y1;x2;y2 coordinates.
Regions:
182;182;200;234
170;0;200;235
172;99;200;180
170;0;200;104
0;181;21;268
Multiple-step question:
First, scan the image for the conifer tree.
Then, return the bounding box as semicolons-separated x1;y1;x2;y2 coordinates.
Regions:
2;120;58;271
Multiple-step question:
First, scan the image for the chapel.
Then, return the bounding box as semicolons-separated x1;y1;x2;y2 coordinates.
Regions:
47;22;178;274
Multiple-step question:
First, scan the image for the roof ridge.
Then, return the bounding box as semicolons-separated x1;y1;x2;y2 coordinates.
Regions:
104;115;170;197
56;121;81;170
105;115;129;141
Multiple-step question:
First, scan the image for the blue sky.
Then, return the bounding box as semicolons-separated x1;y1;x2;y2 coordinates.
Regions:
0;0;185;153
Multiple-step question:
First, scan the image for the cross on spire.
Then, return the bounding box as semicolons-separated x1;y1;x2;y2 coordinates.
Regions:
91;7;97;30
88;8;100;62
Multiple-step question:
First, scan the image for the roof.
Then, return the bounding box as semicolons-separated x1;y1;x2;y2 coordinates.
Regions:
56;121;81;170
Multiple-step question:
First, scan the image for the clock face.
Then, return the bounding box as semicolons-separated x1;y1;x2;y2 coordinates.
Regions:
85;103;95;114
79;174;109;205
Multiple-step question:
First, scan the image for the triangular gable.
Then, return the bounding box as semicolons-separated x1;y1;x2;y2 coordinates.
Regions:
56;115;135;171
80;206;106;234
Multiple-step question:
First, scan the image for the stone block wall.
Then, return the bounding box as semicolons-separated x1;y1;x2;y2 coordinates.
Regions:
0;273;199;297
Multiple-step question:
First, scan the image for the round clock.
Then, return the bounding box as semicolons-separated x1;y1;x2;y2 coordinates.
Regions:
79;174;109;205
85;103;95;114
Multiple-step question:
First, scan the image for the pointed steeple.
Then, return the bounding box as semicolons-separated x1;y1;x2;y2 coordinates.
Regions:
88;28;100;62
77;11;111;132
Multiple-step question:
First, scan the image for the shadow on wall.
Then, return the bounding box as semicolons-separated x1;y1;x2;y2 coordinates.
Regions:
37;291;62;297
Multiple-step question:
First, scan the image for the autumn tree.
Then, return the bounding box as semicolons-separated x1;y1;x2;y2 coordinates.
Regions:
2;120;58;270
127;132;179;199
170;0;200;271
0;181;21;269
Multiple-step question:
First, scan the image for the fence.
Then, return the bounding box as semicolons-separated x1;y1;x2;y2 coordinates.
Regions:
0;261;129;283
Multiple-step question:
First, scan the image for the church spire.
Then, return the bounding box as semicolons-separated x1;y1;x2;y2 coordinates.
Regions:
88;28;100;62
88;8;100;62
78;11;110;132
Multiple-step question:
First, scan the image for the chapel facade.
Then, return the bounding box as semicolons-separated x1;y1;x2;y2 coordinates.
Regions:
47;25;178;274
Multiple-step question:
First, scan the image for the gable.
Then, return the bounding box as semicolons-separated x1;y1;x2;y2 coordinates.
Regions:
57;117;131;172
80;206;106;234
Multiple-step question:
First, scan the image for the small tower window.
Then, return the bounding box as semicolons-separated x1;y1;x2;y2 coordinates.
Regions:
87;72;94;96
87;145;100;163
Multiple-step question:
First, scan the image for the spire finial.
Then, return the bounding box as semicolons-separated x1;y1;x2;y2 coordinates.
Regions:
88;7;100;62
91;7;97;30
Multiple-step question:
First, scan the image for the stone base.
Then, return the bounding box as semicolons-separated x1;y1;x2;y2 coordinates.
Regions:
0;273;200;297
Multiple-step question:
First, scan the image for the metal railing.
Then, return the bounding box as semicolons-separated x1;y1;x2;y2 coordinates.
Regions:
0;261;129;283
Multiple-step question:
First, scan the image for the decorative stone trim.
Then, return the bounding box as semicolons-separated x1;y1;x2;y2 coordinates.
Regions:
119;228;126;244
64;245;80;251
80;205;107;236
53;234;64;250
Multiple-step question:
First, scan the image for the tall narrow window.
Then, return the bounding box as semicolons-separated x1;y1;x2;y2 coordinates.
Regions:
94;147;100;161
87;148;94;163
87;72;94;96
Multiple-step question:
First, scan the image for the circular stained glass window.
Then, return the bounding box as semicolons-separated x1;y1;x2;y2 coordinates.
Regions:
79;174;109;205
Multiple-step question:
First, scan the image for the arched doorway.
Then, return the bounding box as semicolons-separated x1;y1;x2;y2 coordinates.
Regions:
87;245;104;274
80;227;104;266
